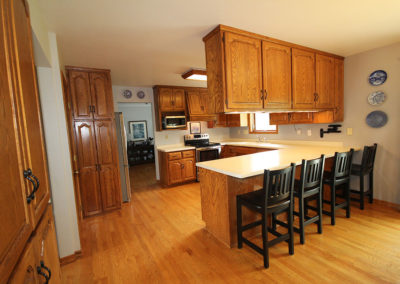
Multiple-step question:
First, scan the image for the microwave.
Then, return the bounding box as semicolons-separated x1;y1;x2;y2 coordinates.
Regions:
162;116;187;129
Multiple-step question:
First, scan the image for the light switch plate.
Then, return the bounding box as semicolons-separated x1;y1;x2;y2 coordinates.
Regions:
347;128;353;135
307;129;312;136
296;129;302;135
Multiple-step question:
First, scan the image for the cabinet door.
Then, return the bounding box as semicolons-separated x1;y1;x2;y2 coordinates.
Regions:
9;0;50;226
289;112;313;124
334;58;344;121
187;91;205;115
262;42;292;109
269;113;289;125
69;71;92;119
95;120;121;211
7;241;39;284
75;121;103;216
0;9;33;280
316;54;335;109
224;32;263;110
172;88;185;111
90;72;114;119
292;48;316;109
159;88;174;112
168;161;183;184
226;114;241;127
181;158;196;181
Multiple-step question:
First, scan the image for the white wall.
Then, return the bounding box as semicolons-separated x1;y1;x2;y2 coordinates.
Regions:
118;103;154;141
230;42;400;204
35;33;81;258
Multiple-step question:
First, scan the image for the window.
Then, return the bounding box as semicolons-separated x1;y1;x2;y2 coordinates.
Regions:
248;113;278;134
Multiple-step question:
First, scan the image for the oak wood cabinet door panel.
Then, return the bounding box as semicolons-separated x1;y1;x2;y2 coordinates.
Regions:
334;58;344;121
159;88;174;112
316;54;335;109
168;161;183;184
269;113;289;125
9;0;50;227
69;71;92;119
181;158;196;181
0;10;33;280
172;88;185;111
186;91;204;115
74;121;102;216
224;32;263;109
7;241;39;284
262;41;292;109
95;120;121;211
90;72;114;119
226;114;241;127
289;112;313;124
292;48;316;109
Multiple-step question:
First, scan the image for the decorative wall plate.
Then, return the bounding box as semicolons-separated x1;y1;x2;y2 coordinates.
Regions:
366;111;388;128
367;91;386;105
137;91;145;99
368;70;387;86
122;89;133;98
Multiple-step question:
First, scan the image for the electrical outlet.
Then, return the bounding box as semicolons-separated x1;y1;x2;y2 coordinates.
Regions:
347;128;353;136
296;129;302;135
307;129;312;136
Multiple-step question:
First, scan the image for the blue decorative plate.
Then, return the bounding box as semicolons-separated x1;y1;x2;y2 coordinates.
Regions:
366;111;388;128
368;70;387;86
367;91;386;105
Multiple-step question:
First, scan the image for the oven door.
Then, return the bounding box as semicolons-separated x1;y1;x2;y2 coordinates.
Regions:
195;146;221;181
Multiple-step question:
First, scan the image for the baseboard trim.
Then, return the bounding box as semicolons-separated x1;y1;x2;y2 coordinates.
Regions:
373;199;400;210
60;250;82;266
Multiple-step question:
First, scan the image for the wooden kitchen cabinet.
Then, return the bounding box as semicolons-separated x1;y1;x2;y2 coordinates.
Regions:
203;25;344;115
269;113;290;125
67;66;122;218
159;150;196;186
157;87;186;112
220;145;271;158
186;89;216;121
262;41;292;109
224;32;263;110
1;0;56;281
270;112;313;125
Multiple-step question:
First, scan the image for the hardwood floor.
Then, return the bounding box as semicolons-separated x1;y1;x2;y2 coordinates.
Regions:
129;163;158;192
61;176;400;283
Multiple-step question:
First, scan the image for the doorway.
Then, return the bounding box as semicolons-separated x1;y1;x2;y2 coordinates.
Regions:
116;102;157;196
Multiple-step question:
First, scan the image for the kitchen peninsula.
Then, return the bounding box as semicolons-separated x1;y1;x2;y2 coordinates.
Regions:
196;141;359;247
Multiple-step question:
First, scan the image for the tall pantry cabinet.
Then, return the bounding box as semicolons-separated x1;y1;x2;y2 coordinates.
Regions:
67;66;122;217
0;0;61;282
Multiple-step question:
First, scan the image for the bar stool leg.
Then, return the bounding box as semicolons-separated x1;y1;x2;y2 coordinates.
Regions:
288;207;294;255
262;213;269;268
369;171;374;204
346;182;351;218
360;174;365;210
330;184;336;226
317;189;323;234
236;199;243;248
299;196;305;244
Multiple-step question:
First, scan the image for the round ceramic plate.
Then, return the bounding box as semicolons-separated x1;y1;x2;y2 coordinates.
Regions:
366;111;388;128
368;70;387;86
137;91;145;99
123;89;132;98
367;91;386;105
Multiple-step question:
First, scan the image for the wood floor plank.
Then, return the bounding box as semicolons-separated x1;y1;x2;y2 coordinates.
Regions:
61;164;400;283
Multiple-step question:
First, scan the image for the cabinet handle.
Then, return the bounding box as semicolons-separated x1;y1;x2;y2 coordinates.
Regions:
181;163;184;169
24;168;40;204
37;261;51;284
264;89;268;100
89;105;92;112
313;93;317;102
260;90;264;100
315;93;319;102
92;105;96;113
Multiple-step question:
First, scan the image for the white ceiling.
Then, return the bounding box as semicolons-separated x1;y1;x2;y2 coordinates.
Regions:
37;0;400;87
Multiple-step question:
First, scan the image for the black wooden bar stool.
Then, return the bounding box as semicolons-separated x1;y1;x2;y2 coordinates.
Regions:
273;155;326;244
350;144;377;210
236;163;296;268
321;149;354;225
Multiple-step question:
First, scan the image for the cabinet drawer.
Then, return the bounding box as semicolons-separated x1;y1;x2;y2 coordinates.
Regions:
182;150;194;158
168;152;182;160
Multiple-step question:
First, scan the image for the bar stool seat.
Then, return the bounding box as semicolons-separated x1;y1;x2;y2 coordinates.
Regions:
239;189;290;212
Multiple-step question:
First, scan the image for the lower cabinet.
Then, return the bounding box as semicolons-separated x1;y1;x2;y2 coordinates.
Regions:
8;205;61;284
220;146;271;158
159;150;196;186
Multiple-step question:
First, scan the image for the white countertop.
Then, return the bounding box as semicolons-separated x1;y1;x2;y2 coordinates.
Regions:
157;144;195;152
196;142;360;179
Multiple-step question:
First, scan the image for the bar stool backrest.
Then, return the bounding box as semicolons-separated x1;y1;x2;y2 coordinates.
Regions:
263;163;296;207
333;149;354;179
300;155;326;190
361;143;378;171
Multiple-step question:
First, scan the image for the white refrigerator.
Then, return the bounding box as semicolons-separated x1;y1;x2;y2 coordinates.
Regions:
115;112;131;202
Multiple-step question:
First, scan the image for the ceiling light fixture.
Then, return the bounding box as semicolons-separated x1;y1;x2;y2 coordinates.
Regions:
182;69;207;81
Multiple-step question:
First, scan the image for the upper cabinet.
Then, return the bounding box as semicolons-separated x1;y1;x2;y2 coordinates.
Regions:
224;32;263;110
262;41;292;109
203;25;344;115
68;67;114;119
158;87;185;112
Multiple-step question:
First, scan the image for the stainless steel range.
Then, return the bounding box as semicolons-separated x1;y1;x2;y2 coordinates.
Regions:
184;134;221;180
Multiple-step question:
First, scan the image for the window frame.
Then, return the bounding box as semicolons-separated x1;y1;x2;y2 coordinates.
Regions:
247;113;279;134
